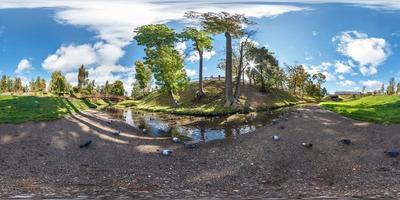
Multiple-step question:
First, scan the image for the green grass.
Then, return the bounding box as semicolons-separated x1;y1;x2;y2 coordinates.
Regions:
116;80;311;116
0;95;98;123
320;95;400;124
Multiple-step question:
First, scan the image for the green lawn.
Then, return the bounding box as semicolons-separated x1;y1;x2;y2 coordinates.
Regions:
0;95;97;123
320;95;400;124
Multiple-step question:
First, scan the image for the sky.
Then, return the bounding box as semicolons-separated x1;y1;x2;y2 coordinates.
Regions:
1;0;400;94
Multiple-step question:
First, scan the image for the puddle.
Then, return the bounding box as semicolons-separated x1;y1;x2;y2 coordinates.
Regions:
105;108;289;142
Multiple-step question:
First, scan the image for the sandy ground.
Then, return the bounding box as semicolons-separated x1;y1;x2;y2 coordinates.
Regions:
1;106;400;199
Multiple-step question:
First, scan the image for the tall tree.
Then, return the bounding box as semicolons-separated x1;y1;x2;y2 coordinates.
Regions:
234;32;256;99
387;77;395;95
134;24;188;106
50;71;68;95
77;64;88;91
13;77;23;93
134;60;152;96
186;11;254;107
180;27;213;99
397;82;400;94
0;75;9;93
110;80;125;96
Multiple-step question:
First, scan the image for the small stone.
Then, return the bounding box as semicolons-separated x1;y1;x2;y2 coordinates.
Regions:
272;135;280;141
302;142;313;148
385;149;399;157
339;139;352;145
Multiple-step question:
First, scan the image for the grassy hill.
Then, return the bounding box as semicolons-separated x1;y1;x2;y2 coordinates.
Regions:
117;80;312;116
0;95;103;123
320;95;400;124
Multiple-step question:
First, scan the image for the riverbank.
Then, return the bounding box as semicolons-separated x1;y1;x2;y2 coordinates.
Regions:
1;106;400;199
116;80;315;116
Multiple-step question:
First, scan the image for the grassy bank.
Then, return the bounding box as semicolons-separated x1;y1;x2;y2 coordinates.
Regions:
0;95;100;123
116;80;313;116
320;95;400;124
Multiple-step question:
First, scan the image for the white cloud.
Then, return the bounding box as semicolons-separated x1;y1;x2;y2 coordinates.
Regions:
323;72;336;81
360;66;378;76
187;50;216;62
338;80;355;86
176;42;187;55
185;68;197;77
338;75;345;80
42;44;97;73
360;80;383;89
304;54;313;61
303;63;335;81
94;42;125;65
334;61;352;74
333;31;390;76
15;59;32;74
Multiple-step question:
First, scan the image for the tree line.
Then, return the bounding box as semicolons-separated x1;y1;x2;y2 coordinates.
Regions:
133;11;328;107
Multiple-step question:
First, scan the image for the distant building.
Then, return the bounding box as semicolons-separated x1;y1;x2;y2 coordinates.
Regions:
334;91;362;95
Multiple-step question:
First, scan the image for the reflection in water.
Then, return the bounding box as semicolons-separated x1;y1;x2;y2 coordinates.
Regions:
106;108;284;142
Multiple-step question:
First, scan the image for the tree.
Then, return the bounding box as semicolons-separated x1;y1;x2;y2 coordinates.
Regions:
248;46;279;92
380;84;385;95
186;11;254;107
78;64;88;91
0;75;9;93
50;71;68;95
134;24;188;106
387;77;395;95
397;82;400;94
13;77;23;93
110;80;125;96
234;31;256;99
149;46;188;105
134;60;152;96
180;27;213;99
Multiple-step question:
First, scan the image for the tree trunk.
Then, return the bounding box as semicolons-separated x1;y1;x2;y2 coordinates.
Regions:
242;70;245;86
196;50;205;100
234;40;244;99
169;90;179;107
224;32;234;107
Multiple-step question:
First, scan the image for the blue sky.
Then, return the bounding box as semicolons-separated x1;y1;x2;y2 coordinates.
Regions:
1;1;400;93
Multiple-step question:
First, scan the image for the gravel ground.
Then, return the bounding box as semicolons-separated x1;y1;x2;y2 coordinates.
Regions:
1;106;400;199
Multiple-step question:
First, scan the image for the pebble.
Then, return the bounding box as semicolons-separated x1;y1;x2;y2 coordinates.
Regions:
160;150;173;156
272;135;280;141
172;137;180;143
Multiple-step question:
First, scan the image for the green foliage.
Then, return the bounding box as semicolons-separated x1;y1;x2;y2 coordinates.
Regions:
50;71;69;95
150;46;188;99
78;64;88;91
185;11;254;37
13;77;24;93
134;24;188;103
110;80;125;96
134;60;152;95
134;24;177;48
321;95;400;124
29;76;46;93
180;27;213;53
387;77;395;95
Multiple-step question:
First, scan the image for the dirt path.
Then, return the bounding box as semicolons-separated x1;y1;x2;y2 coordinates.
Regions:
1;106;400;199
